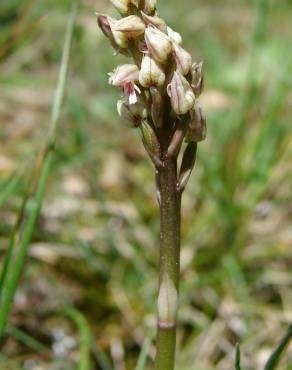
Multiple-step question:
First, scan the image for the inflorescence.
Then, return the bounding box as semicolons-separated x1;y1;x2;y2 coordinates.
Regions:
97;0;206;173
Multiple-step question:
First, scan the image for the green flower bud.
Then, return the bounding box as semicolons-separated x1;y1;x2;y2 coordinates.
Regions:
140;120;160;158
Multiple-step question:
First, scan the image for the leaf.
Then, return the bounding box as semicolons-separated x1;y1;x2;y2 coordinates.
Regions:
135;337;151;370
264;324;292;370
235;343;241;370
177;142;197;192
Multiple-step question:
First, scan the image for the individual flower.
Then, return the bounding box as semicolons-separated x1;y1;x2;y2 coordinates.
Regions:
108;64;141;104
108;17;129;48
172;42;192;75
110;0;131;14
97;15;130;55
141;11;167;32
186;101;207;142
167;26;182;45
145;26;172;63
167;71;195;115
115;15;146;38
139;55;165;88
117;98;146;126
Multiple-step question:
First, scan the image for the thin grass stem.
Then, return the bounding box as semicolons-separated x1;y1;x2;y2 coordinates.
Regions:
63;307;92;370
0;0;78;337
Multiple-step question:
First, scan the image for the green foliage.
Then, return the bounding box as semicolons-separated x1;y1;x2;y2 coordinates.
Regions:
235;344;241;370
264;325;292;370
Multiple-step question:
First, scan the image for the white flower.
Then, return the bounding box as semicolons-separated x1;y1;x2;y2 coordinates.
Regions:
145;26;172;63
109;64;141;104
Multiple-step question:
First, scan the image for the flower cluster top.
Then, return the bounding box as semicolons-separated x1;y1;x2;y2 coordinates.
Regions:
97;0;206;146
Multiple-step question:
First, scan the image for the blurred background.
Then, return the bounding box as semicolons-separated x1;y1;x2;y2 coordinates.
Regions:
0;0;291;369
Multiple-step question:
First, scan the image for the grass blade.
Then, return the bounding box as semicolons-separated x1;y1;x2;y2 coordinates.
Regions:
135;337;151;370
0;0;79;337
63;307;92;370
5;324;48;353
264;324;292;370
235;343;241;370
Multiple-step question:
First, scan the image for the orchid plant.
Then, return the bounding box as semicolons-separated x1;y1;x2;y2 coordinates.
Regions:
97;0;206;369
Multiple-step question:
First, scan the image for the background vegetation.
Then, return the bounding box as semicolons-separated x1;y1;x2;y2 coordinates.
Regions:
0;0;291;369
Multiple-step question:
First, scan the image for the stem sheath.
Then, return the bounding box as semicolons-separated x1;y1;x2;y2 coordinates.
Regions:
155;157;181;370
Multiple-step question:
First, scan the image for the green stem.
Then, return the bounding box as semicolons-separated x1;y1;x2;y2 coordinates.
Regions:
155;157;181;370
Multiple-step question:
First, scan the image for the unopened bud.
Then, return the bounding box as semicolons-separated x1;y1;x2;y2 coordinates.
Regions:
191;62;204;97
139;55;165;88
187;101;207;142
167;71;195;115
109;64;139;86
172;43;192;75
167;26;182;45
157;272;178;326
143;0;157;14
110;0;130;14
150;87;163;128
140;121;161;166
141;11;167;32
117;99;146;127
145;26;172;64
115;15;145;38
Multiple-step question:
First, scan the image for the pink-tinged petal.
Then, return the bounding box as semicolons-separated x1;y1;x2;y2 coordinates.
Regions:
124;82;138;104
